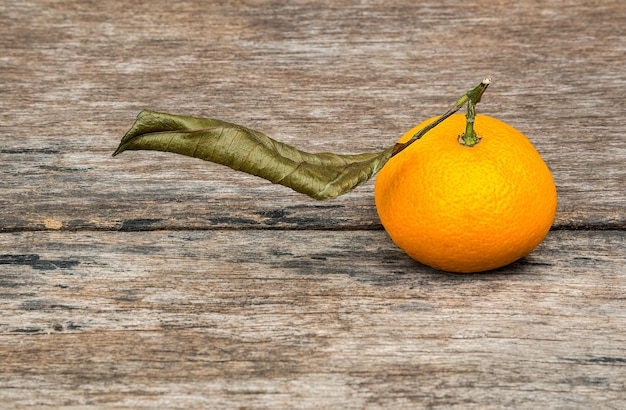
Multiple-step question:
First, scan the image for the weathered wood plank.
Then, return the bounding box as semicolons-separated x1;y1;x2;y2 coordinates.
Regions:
1;230;624;408
1;0;625;230
1;0;625;408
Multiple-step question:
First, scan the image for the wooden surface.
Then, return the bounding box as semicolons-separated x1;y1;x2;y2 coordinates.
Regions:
1;0;624;408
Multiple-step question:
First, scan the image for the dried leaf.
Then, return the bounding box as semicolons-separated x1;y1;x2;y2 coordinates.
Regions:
113;110;394;200
113;81;490;200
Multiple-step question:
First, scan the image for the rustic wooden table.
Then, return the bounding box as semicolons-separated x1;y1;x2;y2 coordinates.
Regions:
1;1;625;408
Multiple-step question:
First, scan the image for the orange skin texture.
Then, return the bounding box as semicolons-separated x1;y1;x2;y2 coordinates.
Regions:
374;114;557;273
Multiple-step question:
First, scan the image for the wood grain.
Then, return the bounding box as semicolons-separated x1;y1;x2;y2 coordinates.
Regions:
1;230;625;408
1;0;625;408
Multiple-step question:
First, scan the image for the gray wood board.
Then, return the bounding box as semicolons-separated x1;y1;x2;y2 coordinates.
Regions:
1;230;625;408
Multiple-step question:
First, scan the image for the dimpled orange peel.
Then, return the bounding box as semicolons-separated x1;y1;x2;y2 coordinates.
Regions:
374;79;557;273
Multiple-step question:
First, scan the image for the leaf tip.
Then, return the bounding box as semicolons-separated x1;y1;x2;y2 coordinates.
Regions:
111;146;124;157
112;110;154;157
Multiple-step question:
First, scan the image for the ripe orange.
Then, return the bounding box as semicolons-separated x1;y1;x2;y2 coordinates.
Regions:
374;114;557;273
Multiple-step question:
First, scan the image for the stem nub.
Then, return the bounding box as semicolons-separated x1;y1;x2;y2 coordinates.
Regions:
458;77;490;147
392;77;491;155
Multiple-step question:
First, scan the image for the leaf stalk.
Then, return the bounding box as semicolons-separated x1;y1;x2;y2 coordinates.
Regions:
392;77;491;155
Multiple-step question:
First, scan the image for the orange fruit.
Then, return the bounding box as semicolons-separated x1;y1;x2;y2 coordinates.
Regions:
374;114;557;273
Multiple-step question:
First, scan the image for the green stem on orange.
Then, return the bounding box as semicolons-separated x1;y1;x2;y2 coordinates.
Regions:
459;97;481;146
392;77;491;155
458;77;490;146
